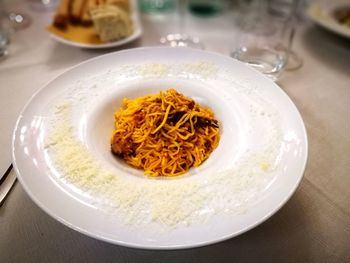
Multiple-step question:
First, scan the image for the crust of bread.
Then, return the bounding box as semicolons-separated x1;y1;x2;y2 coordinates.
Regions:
53;0;71;29
70;0;88;24
90;4;132;41
107;0;129;11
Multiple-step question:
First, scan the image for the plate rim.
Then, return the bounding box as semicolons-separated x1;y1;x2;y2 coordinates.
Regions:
12;47;309;250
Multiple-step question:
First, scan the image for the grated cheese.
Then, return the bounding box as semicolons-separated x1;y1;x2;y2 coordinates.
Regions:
45;62;283;228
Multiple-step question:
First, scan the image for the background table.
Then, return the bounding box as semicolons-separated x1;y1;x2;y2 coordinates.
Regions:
1;1;350;262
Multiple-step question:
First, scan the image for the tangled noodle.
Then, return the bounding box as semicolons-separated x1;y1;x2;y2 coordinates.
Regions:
111;89;220;176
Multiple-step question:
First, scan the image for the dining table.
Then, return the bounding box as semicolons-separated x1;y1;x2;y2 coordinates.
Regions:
1;0;350;262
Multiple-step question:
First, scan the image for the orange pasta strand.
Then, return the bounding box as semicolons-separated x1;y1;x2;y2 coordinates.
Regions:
111;89;220;176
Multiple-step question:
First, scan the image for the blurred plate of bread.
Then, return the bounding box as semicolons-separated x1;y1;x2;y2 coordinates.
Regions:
307;0;350;40
48;0;142;48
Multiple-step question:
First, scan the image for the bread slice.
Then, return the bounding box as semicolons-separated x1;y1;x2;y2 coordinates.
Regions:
106;0;130;12
70;0;88;24
90;4;133;42
53;0;72;29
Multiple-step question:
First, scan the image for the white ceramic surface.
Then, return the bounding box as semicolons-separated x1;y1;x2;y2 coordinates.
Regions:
12;47;308;249
49;0;142;49
307;1;350;39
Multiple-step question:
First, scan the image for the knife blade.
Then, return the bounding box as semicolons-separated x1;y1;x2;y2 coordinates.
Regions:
0;164;17;206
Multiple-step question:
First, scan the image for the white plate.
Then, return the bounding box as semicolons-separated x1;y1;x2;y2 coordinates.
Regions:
12;47;308;249
49;0;142;49
307;0;350;39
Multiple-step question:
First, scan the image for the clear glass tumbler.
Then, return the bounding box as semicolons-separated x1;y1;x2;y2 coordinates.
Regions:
188;0;227;17
139;0;176;14
159;0;204;49
231;0;298;81
0;28;9;58
0;13;11;58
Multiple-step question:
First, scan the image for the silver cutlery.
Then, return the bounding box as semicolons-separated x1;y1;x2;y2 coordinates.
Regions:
0;164;16;206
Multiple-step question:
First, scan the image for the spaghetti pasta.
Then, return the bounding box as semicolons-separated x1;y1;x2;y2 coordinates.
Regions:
111;89;220;176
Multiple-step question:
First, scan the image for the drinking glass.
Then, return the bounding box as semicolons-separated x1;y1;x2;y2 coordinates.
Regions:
0;3;13;58
6;11;31;30
268;0;303;71
160;0;204;49
0;17;10;58
29;0;59;12
188;0;227;17
139;0;175;14
0;0;31;31
231;0;302;81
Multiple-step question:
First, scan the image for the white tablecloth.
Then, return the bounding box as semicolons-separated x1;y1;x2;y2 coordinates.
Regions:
1;1;350;262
